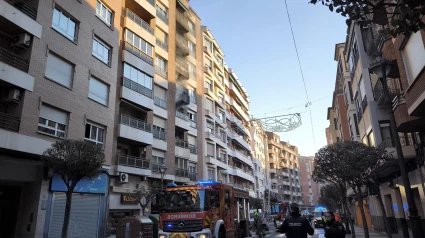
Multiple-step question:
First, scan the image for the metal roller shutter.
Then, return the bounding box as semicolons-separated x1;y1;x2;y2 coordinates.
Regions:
49;193;101;238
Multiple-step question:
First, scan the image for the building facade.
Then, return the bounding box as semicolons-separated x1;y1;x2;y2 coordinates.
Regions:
299;156;320;206
251;119;270;199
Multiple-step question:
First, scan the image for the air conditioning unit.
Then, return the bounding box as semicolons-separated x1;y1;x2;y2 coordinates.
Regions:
118;173;129;183
1;89;21;103
11;33;31;48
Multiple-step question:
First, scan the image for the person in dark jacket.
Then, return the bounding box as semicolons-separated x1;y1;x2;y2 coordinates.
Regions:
324;212;346;238
279;203;314;238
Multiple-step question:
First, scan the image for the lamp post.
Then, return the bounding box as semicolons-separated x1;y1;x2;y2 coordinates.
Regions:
370;57;424;238
159;163;167;190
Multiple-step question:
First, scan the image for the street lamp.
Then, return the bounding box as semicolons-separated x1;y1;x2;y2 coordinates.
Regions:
370;57;424;238
159;163;167;190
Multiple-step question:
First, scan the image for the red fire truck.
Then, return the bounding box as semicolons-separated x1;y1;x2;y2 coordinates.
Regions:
158;180;251;238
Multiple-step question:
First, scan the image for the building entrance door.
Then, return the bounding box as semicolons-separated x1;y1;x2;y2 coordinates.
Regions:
0;185;21;238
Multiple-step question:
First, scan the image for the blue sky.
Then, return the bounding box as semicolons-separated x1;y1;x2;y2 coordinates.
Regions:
190;0;347;156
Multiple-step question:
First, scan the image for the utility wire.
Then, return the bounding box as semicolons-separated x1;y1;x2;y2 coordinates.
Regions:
252;94;331;116
284;0;317;152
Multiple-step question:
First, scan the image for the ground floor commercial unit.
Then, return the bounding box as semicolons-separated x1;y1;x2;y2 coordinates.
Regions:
350;163;425;236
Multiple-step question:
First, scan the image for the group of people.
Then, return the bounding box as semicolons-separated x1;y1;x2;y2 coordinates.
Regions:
279;203;346;238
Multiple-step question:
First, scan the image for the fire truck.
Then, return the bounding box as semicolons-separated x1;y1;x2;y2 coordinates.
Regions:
158;180;251;238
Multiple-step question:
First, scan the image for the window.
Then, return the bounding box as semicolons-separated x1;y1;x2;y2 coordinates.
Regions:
155;56;167;71
85;122;105;148
189;88;196;104
175;157;188;169
188;41;196;58
45;52;74;88
207;168;215;180
188;111;196;123
206;122;214;133
123;63;153;90
343;85;349;105
205;80;212;91
125;29;153;57
38;104;68;138
156;4;168;19
207;143;214;156
155;28;168;45
216;54;223;67
188;20;195;36
89;77;109;105
204;37;212;52
52;7;77;41
358;77;366;100
96;0;112;26
92;37;111;64
152;155;164;165
353;114;360;135
188;62;196;79
348;81;354;101
402;31;425;84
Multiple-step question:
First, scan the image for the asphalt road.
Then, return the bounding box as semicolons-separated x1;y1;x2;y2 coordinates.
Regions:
264;222;325;238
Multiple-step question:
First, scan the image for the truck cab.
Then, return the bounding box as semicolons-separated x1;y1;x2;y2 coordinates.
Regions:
158;180;250;238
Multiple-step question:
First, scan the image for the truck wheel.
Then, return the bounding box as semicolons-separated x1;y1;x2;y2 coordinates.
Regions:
218;226;226;238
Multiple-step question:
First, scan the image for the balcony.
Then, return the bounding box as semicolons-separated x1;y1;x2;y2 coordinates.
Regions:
119;114;153;145
362;24;387;57
230;167;254;182
175;138;190;158
123;41;153;66
175;56;189;79
175;168;189;178
176;33;189;56
1;0;42;38
124;8;155;45
373;78;403;106
228;130;251;151
227;147;253;167
156;38;168;52
134;0;156;17
0;50;34;91
204;64;213;76
154;66;167;79
271;178;278;184
175;111;190;130
154;96;167;109
229;98;250;122
189;144;197;154
156;9;168;24
121;77;153;109
207;131;227;148
153;128;166;140
0;112;20;132
116;154;151;176
189;173;197;181
229;82;249;109
0;47;29;72
175;11;189;33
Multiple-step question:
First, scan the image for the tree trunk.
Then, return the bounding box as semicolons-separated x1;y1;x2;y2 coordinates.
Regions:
376;189;392;238
62;190;73;238
356;185;370;238
340;186;356;238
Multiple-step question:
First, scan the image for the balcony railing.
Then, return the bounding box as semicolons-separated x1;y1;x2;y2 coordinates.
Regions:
373;78;403;106
156;38;168;51
176;138;189;148
154;66;167;78
0;112;20;132
363;24;388;57
117;154;150;169
5;0;37;20
0;47;30;72
156;9;168;24
153;129;166;140
189;144;197;154
146;0;155;6
123;41;153;66
176;33;189;54
176;111;188;121
189;173;197;181
120;114;152;133
361;96;368;112
189;120;197;128
154;96;167;109
175;56;189;78
175;11;189;32
209;131;226;143
125;8;154;35
175;168;189;178
123;77;153;98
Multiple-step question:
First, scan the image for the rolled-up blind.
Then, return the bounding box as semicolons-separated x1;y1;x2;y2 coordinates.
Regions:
40;104;68;124
45;52;73;88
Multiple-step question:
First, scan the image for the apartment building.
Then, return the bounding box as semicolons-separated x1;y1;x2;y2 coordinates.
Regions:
266;132;303;204
298;156;320;206
0;0;121;236
251;119;270;199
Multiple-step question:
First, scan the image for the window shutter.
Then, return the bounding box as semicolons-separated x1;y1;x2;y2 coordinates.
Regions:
188;135;196;145
89;77;109;105
45;53;73;88
204;98;213;112
153;116;166;128
40;104;68;125
207;143;214;156
154;85;166;100
152;149;165;157
404;31;425;82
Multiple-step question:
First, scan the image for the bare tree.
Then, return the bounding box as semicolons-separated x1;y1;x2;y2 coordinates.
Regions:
128;183;161;215
43;139;105;238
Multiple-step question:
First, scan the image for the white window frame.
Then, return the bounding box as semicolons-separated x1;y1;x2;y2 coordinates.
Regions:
125;29;153;57
85;122;106;148
207;168;215;180
155;56;167;71
188;62;196;79
175;157;188;169
92;37;111;65
52;7;77;42
188;20;195;36
188;40;196;58
38;117;67;138
96;0;112;26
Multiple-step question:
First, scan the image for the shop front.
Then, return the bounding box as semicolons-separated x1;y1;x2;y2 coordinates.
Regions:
44;173;108;238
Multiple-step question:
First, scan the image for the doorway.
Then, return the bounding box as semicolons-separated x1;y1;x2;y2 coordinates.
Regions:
0;185;21;238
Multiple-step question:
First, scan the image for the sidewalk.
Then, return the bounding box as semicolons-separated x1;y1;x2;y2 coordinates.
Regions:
347;225;410;238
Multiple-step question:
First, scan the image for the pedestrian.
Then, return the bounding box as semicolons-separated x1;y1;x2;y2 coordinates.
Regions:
324;212;345;238
279;203;314;238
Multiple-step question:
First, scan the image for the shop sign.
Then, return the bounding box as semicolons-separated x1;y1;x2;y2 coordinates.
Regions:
121;193;139;204
51;173;108;194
